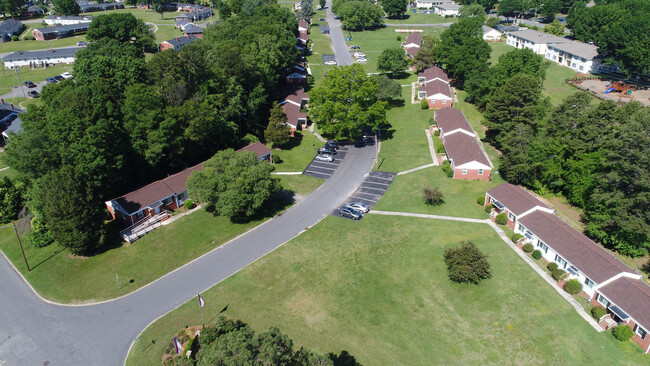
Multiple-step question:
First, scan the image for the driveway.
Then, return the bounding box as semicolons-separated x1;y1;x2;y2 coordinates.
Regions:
325;0;354;66
0;139;377;365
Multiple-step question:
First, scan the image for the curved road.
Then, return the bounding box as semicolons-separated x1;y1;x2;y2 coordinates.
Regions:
0;141;376;365
325;0;354;66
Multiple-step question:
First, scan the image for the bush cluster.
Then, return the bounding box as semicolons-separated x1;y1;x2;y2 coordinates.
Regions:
551;268;567;281
563;279;582;294
434;129;440;136
420;98;429;109
522;243;534;253
612;325;634;341
591;306;607;320
532;250;542;260
443;241;492;284
510;233;523;243
484;204;493;213
441;160;453;177
184;199;195;210
422;185;444;206
547;262;558;271
476;195;485;205
436;144;446;154
494;213;508;225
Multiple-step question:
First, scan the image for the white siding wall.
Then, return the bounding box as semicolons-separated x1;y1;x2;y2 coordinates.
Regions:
3;56;75;68
545;47;600;73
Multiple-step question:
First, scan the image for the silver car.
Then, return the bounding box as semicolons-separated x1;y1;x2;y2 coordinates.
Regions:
346;202;369;213
315;154;334;162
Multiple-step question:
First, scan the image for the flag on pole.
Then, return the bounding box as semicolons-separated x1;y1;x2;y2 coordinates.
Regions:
198;293;205;308
173;337;182;354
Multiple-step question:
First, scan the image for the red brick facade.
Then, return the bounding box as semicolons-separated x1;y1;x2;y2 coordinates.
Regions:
427;98;452;109
590;292;650;352
453;167;490;181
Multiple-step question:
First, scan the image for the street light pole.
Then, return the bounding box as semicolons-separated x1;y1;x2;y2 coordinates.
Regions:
14;68;26;98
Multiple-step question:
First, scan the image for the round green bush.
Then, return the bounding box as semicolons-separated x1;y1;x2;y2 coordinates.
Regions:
551;268;567;281
510;233;523;243
563;279;582;294
183;199;195;210
591;306;607;320
484;204;493;213
477;195;485;205
547;262;558;272
272;154;282;164
522;243;534;253
495;213;508;225
441;160;453;178
532;250;542;260
11;35;18;41
612;325;634;341
420;98;429;109
396;35;402;41
436;144;446;154
434;129;440;136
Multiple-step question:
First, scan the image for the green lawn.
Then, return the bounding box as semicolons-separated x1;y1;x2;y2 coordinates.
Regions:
374;167;504;219
126;215;649;365
80;8;211;25
383;13;458;25
153;24;183;44
0;36;87;54
276;174;323;197
377;86;433;173
268;131;322;172
0;64;70;95
0;204;292;303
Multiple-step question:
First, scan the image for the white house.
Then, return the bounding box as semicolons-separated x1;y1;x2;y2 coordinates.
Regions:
482;25;502;41
44;15;93;26
433;3;460;16
415;0;455;9
545;40;601;73
506;29;566;55
2;47;81;68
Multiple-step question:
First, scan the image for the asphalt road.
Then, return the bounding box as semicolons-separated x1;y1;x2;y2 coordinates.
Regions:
325;0;354;66
0;139;377;366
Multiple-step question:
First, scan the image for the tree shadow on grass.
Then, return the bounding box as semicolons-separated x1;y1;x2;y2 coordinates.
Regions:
329;351;362;366
276;131;304;150
228;192;295;225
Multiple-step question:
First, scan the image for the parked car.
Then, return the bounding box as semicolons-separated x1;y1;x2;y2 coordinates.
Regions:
353;52;365;57
346;202;369;214
27;90;40;98
45;77;56;84
357;58;368;63
24;81;36;88
76;41;87;46
317;147;336;155
53;75;64;82
339;206;362;220
350;45;360;50
319;18;325;21
315;154;334;162
60;72;74;79
325;140;339;150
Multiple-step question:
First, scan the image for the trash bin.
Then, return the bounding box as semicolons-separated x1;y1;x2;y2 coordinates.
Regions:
413;9;416;13
346;37;351;41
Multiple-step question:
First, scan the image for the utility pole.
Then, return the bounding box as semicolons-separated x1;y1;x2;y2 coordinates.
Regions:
13;222;30;272
14;68;26;98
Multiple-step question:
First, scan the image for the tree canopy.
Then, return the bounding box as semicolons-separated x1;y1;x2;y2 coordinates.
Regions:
374;74;402;101
444;241;492;284
335;0;384;30
265;104;291;148
377;47;407;73
0;0;26;17
414;34;437;72
52;0;80;15
382;0;407;18
309;64;389;140
543;19;565;36
497;0;525;18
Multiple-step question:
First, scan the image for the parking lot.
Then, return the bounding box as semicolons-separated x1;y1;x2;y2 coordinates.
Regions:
332;170;396;220
302;144;350;180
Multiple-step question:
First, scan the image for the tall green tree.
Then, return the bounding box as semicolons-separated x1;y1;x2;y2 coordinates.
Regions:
74;39;148;90
264;104;291;148
434;17;490;86
541;0;561;22
0;0;27;17
337;1;384;30
382;0;407;18
459;3;486;18
299;0;314;19
543;19;565;35
444;241;492;284
52;0;80;15
414;34;437;71
374;74;402;101
86;12;155;50
319;0;326;9
309;64;389;140
151;0;167;18
0;177;24;224
377;47;407;73
497;0;525;18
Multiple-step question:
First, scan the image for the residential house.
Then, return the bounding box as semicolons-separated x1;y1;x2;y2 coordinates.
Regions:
433;3;460;16
403;32;422;59
175;7;212;22
236;141;272;162
494;24;520;33
78;1;124;12
22;5;45;17
417;67;452;109
44;15;93;26
545;40;601;73
434;108;491;180
182;23;203;38
160;35;198;51
279;87;309;135
415;0;455;9
0;19;24;43
298;19;309;34
2;47;81;68
285;63;309;85
32;23;89;41
506;29;567;56
484;182;650;353
482;25;502;41
175;19;191;30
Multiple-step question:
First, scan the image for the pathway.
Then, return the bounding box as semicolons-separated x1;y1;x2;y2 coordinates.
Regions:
369;210;603;332
424;129;439;166
325;0;354;66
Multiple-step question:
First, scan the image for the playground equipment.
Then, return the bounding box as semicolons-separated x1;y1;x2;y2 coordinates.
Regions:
604;81;637;94
605;87;615;93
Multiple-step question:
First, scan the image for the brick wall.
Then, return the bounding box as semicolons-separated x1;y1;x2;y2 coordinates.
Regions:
453;167;490;181
427;98;452;109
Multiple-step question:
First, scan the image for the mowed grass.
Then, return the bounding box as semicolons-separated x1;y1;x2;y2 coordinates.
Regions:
374;167;504;218
153;24;183;44
275;174;323;197
384;12;458;25
0;31;87;54
377;86;433;173
0;64;70;95
80;8;208;25
268;131;322;172
126;215;649;366
0;207;289;303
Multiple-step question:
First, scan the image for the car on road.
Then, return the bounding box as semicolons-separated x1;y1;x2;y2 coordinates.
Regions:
325;140;339;150
27;90;40;98
60;72;74;79
76;41;87;46
339;206;362;220
53;75;64;82
315;154;334;162
45;77;56;84
346;202;369;214
350;45;360;50
356;58;368;63
24;81;36;88
317;147;336;155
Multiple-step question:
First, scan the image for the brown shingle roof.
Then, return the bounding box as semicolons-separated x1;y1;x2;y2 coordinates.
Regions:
405;32;422;46
298;19;308;29
486;182;550;216
284;87;309;105
282;102;307;127
435;108;473;135
600;277;650;331
422;79;452;98
406;47;419;57
236;141;271;160
518;211;635;284
443;132;490;167
418;66;448;84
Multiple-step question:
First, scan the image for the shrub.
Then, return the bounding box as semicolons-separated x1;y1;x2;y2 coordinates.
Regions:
420;98;429;109
422;185;444;206
484;204;493;213
436;144;446;154
640;259;650;275
547;262;558;271
183;199;195;210
444;241;492;284
510;233;523;243
441;160;453;177
495;213;508;225
434;129;440;136
396;35;401;41
272;154;282;164
532;250;542;260
11;35;18;41
522;243;534;253
591;306;607;320
27;216;54;248
563;279;582;294
551;268;567;281
476;195;485;205
612;325;634;341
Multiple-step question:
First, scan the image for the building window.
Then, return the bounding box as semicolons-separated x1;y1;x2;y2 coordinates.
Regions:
136;211;144;219
478;169;483;175
537;240;548;253
508;212;515;221
462;169;467;175
442;99;447;104
596;293;610;308
634;324;647;339
553;55;557;61
584;277;595;289
518;224;525;233
579;66;584;71
162;196;173;205
555;254;567;269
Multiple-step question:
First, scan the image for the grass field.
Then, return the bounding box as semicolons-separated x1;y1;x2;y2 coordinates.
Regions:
0;203;293;303
275;174;323;197
0;64;69;95
0;26;87;54
153;24;183;44
126;215;649;365
374;167;504;219
383;13;458;25
268;131;322;172
80;8;213;25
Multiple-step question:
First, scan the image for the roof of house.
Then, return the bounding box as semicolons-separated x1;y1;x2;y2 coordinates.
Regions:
162;35;198;49
418;66;448;83
34;23;89;35
2;47;81;62
507;29;566;44
405;32;422;46
406;47;419;57
298;32;309;41
486;183;550;216
183;24;202;34
494;24;520;33
236;141;272;159
298;19;308;29
111;163;203;214
176;19;190;27
434;108;473;135
0;19;23;35
422;79;452;98
518;211;635;284
600;277;650;331
283;87;309;105
282;101;307;127
482;25;500;35
443;132;490;168
547;40;599;60
0;107;23;138
44;15;93;22
435;3;461;10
